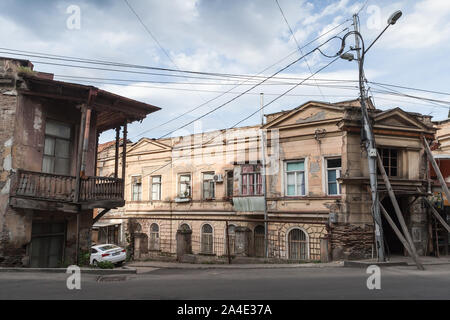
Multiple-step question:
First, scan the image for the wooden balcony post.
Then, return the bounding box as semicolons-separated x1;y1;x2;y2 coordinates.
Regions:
115;127;120;179
80;108;92;177
122;120;128;183
74;105;87;203
94;131;99;176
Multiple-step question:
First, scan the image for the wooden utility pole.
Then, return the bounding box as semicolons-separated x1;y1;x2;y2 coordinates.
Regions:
376;153;424;270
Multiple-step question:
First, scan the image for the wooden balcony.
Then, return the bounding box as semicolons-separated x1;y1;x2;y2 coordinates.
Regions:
9;170;125;212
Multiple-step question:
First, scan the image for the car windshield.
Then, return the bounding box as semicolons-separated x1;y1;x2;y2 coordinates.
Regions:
98;245;118;251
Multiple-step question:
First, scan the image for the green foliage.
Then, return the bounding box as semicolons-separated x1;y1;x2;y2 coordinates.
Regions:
78;252;91;267
96;261;115;269
17;66;35;75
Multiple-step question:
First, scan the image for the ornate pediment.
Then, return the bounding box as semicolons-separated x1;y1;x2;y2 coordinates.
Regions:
263;101;344;129
127;138;172;154
373;108;431;132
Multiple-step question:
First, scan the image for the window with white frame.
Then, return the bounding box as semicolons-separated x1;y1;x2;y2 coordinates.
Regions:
202;172;215;199
241;164;262;196
179;174;191;198
42;120;72;175
285;161;305;196
151;176;161;201
326;158;341;195
131;176;142;201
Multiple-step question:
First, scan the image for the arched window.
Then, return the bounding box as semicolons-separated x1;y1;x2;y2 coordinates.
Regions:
288;228;308;260
201;224;213;254
179;223;191;231
254;225;265;257
149;223;159;251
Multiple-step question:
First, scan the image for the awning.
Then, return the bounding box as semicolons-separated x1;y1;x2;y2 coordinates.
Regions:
93;221;121;228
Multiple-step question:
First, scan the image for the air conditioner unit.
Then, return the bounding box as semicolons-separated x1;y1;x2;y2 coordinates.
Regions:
213;174;224;183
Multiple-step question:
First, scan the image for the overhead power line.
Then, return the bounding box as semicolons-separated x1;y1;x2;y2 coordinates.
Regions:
275;0;327;101
123;0;177;68
156;34;342;140
124;50;347;185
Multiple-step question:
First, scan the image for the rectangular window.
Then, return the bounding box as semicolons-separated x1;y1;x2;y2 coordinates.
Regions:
378;148;398;177
285;161;305;196
241;165;262;196
131;176;142;201
326;158;341;195
179;174;191;198
226;170;234;198
42;120;72;175
202;172;215;200
151;176;161;201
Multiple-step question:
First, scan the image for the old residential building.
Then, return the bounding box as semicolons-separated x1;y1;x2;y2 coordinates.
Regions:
0;57;160;267
428;119;450;255
97;98;436;261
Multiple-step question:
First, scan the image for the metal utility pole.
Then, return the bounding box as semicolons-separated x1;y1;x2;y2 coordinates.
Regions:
260;93;269;258
353;13;386;261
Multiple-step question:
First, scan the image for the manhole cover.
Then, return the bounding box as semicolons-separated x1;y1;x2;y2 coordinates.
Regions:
97;276;127;282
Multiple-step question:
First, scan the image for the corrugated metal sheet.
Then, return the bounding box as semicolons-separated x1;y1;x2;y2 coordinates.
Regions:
232;196;265;212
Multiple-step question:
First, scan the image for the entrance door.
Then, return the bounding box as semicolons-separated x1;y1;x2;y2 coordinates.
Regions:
381;197;404;256
254;225;265;257
30;222;65;268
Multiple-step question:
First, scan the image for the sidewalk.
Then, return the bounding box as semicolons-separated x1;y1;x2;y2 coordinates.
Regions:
344;255;450;268
0;267;137;274
126;260;344;269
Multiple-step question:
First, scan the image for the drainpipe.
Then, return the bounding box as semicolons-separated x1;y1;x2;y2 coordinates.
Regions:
260;93;269;258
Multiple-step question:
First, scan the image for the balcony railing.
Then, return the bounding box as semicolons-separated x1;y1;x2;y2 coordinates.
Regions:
11;170;124;203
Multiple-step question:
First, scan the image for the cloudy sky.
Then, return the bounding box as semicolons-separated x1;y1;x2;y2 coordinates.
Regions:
2;0;450;143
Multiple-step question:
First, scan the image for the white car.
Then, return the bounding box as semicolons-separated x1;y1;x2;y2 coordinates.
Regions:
90;244;126;266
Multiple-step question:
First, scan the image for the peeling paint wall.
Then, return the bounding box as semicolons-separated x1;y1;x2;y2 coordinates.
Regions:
0;58;95;266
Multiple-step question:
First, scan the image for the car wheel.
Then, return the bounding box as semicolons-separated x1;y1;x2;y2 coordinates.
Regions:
92;260;98;267
116;261;123;267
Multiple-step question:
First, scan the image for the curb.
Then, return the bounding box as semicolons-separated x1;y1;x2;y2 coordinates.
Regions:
343;261;408;268
127;262;344;270
0;267;137;274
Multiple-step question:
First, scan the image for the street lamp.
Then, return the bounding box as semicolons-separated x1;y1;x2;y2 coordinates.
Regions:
365;10;403;54
337;10;402;262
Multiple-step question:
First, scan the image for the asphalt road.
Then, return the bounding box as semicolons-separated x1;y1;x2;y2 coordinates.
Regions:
0;264;449;300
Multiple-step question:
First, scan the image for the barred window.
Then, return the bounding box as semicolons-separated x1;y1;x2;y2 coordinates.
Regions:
201;224;213;254
288;228;308;260
149;223;160;251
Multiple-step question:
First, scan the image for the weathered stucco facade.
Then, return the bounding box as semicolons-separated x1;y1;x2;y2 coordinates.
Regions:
0;57;159;267
98;98;435;261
